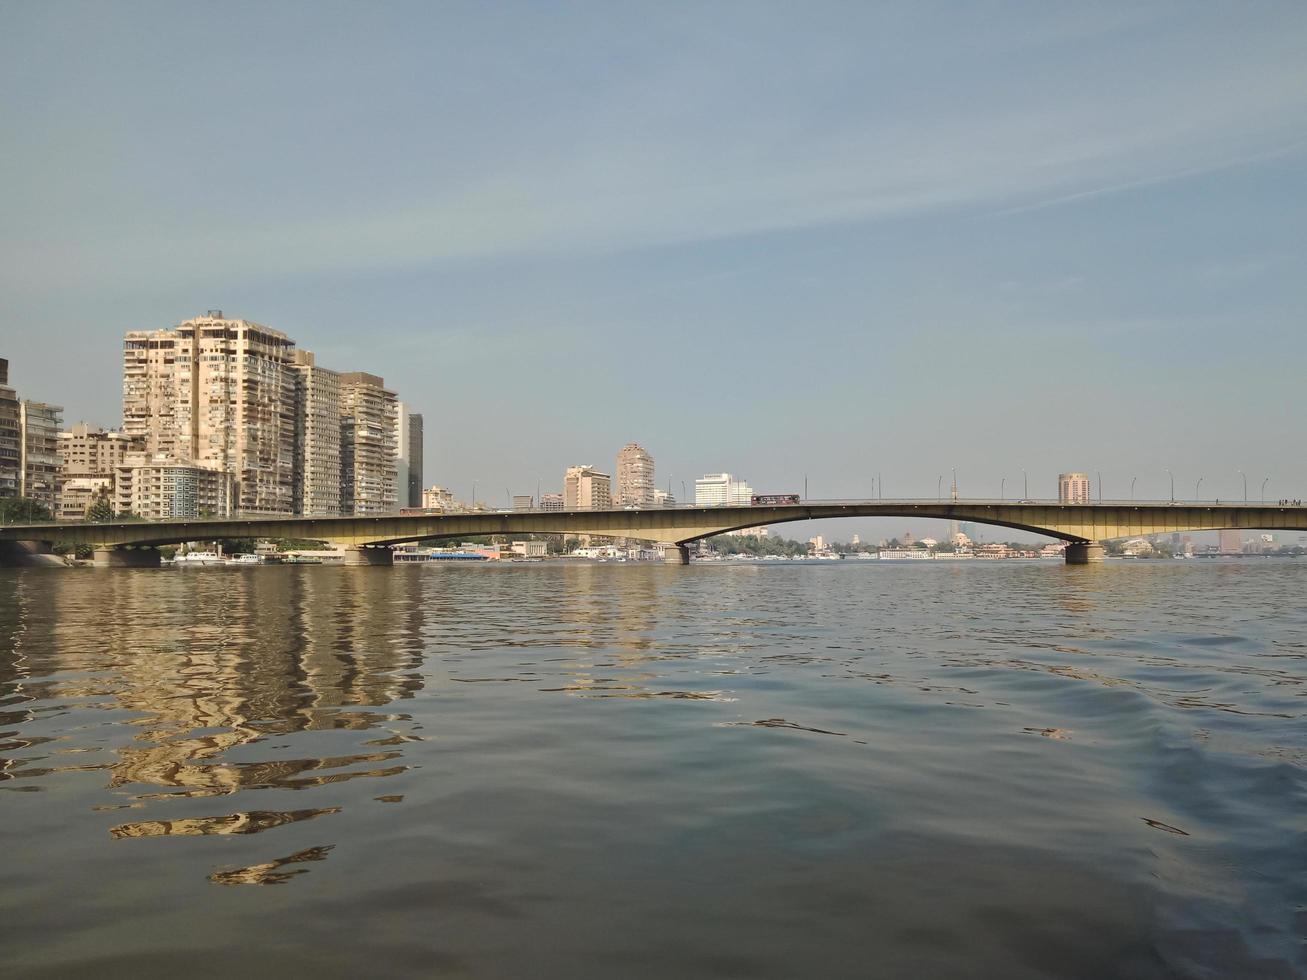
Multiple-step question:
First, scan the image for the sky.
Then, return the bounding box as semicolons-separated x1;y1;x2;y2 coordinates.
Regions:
2;2;1305;541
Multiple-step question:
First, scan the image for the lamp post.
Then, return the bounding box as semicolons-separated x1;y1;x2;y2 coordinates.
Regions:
1130;476;1137;501
937;475;943;501
952;467;957;497
1261;477;1269;503
472;480;478;507
879;472;883;500
1195;477;1203;501
1000;478;1005;501
1166;469;1174;502
1097;471;1102;503
1022;468;1027;500
1238;470;1246;503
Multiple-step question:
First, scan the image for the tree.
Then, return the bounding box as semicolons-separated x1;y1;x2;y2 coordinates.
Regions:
85;493;115;523
0;497;52;524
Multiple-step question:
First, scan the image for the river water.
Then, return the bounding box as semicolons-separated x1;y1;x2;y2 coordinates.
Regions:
1;561;1304;978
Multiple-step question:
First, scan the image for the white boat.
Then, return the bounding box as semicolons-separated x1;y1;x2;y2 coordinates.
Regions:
173;551;224;566
226;553;264;564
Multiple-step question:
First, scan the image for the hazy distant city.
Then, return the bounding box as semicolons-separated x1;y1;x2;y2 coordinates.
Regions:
1;314;1298;563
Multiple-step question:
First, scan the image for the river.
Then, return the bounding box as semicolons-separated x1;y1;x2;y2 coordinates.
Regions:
2;561;1304;978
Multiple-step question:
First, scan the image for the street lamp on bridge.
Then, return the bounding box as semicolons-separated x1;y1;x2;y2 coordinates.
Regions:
1021;468;1028;500
937;475;943;501
1000;478;1005;501
1166;469;1174;502
1262;477;1269;503
1130;476;1137;500
1238;470;1246;502
1195;477;1203;501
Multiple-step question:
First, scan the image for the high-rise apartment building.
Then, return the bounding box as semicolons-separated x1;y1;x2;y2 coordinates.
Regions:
19;400;63;512
395;405;424;509
340;372;398;515
564;465;611;510
694;473;752;506
406;413;423;508
615;443;655;508
1058;472;1090;504
289;350;342;516
0;358;19;499
123;312;297;514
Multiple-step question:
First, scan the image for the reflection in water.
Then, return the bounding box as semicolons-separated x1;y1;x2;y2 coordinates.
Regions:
209;844;336;886
1;568;427;887
110;806;342;838
2;561;1306;978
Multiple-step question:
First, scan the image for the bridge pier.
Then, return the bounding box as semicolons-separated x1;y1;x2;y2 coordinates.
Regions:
1064;542;1106;564
92;546;162;568
340;545;394;567
0;540;63;567
662;543;691;565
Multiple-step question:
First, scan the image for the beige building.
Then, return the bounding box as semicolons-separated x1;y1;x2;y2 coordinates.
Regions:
421;485;456;510
1058;472;1091;504
340;372;398;515
114;452;231;519
540;492;564;512
615;443;655;508
289;350;342;516
564;465;611;510
57;477;113;521
19;400;63;513
0;358;20;498
123;312;297;515
58;423;139;477
56;423;140;520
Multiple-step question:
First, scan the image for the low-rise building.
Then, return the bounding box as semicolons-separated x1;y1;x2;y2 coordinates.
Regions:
511;540;547;557
57;477;113;522
115;453;232;519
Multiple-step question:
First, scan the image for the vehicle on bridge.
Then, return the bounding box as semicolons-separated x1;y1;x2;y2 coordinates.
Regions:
751;493;800;506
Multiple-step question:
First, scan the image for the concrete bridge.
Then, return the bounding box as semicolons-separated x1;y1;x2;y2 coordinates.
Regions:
2;499;1304;567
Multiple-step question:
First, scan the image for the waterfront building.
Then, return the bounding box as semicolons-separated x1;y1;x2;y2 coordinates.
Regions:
289;350;342;517
694;473;752;506
19;400;63;513
114;452;231;519
615;443;655;507
57;477;113;521
421;485;455;511
56;423;140;520
1219;528;1243;555
405;413;423;508
340;372;398;515
564;466;611;510
123;312;297;515
511;540;548;557
1058;472;1091;504
540;492;564;512
394;405;423;510
726;526;769;538
0;358;21;498
58;423;138;477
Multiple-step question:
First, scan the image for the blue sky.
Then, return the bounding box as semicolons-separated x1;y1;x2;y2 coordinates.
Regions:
2;2;1305;537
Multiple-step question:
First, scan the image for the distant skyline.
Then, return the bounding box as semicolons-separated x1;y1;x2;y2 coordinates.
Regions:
3;2;1306;544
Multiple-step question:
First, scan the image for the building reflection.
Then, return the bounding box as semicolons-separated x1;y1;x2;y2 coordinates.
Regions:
0;568;428;878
